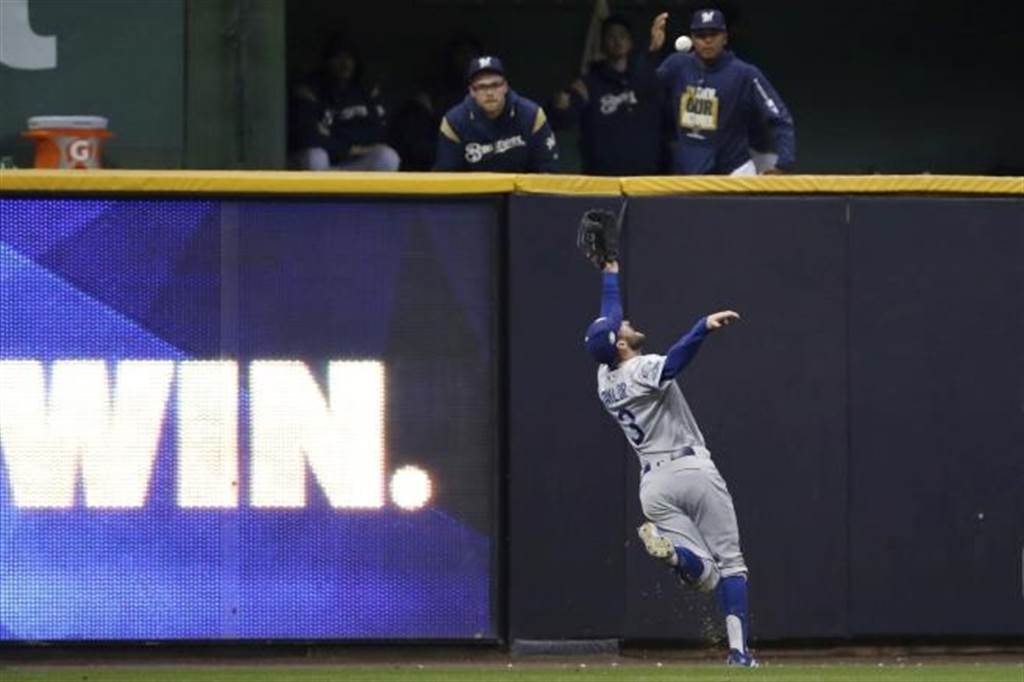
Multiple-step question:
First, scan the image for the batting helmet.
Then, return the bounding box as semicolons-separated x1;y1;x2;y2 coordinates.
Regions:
584;315;621;365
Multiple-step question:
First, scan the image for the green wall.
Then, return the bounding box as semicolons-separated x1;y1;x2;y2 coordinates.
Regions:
0;0;285;170
185;0;285;169
0;0;186;168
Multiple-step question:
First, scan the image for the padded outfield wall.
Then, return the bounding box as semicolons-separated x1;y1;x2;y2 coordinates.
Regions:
0;171;1021;644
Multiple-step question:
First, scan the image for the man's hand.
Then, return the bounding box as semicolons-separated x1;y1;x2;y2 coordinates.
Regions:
649;12;668;52
553;91;571;110
603;261;619;274
705;310;740;330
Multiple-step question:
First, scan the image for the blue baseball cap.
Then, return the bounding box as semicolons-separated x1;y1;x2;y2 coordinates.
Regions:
466;55;506;83
691;8;727;31
584;316;622;365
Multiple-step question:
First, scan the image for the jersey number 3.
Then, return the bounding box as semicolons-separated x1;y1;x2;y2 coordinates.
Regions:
616;407;645;445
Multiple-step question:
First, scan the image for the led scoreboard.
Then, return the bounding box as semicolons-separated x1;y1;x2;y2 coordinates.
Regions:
0;198;498;640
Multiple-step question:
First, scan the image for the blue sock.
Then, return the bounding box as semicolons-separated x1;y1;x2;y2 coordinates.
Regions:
673;546;705;584
717;575;749;651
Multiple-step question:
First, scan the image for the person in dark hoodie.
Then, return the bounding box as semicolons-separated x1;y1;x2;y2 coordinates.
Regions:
288;34;401;171
649;8;795;175
433;56;560;172
549;14;667;176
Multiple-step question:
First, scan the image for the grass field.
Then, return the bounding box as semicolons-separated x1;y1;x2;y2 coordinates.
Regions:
2;663;1022;682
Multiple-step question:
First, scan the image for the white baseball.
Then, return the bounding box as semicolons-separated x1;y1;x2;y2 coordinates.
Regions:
675;35;692;52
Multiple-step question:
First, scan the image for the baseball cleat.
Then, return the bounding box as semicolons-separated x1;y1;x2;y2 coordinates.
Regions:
726;649;759;667
637;522;675;562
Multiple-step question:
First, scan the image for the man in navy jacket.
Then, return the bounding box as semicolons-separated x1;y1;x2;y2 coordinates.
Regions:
549;15;666;176
434;56;559;172
650;9;795;175
288;36;400;171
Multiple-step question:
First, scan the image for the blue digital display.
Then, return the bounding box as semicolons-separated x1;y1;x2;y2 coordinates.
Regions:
0;198;498;639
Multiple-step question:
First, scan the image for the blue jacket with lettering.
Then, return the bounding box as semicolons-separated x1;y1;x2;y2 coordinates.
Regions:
549;55;666;176
656;50;795;174
288;71;390;164
434;90;559;172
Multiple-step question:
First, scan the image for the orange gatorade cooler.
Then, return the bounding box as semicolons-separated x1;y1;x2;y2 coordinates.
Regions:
22;115;112;169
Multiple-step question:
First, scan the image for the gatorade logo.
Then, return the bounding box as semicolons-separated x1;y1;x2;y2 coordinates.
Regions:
67;139;94;164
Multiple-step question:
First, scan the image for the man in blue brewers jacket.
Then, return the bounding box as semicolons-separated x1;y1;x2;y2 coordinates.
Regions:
549;14;667;176
650;9;796;175
433;56;560;172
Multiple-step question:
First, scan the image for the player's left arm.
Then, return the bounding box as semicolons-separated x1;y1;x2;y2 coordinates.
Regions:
660;310;740;382
748;68;796;171
600;261;623;321
527;108;560;173
433;116;465;171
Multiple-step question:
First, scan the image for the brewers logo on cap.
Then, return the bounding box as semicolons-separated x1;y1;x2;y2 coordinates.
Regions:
466;56;506;83
690;8;727;31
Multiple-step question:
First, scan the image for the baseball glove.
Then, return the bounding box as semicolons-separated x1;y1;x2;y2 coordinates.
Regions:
576;208;620;269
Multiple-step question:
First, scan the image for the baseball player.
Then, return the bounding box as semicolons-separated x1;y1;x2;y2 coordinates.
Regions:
579;211;756;666
434;56;560;172
649;8;795;175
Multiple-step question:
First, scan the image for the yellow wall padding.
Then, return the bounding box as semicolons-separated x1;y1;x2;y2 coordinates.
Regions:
513;174;621;195
620;174;1024;195
1;169;1021;196
0;170;515;195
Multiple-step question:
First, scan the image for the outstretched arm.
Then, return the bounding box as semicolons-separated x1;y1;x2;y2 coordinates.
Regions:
660;310;740;382
600;261;622;320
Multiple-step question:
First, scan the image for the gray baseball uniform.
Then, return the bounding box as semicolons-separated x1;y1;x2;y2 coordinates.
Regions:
597;351;747;585
584;257;755;665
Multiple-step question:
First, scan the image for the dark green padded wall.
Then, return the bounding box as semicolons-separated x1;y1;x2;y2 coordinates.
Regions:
0;0;185;168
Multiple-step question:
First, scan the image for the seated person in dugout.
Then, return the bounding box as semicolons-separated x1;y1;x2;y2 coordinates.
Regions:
288;34;401;171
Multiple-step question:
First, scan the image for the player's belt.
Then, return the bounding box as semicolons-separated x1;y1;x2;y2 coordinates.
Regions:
641;446;696;474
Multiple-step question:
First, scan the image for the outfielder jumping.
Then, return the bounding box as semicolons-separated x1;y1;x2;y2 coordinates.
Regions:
578;209;757;667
